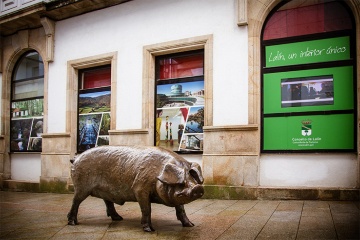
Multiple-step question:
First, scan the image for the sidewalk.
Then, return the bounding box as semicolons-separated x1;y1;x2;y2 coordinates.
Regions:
0;191;359;239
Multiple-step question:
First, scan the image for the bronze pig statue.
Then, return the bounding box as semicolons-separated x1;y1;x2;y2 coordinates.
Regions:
67;145;204;232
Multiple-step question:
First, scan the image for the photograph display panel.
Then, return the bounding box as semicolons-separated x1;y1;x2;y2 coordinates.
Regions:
263;66;353;114
10;99;43;152
78;90;110;152
156;80;204;152
262;66;354;151
281;75;334;107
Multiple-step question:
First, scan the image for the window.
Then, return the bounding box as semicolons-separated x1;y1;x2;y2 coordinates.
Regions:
10;51;44;152
261;1;355;152
155;50;204;153
77;66;111;152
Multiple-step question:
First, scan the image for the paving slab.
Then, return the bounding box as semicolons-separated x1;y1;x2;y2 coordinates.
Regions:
0;191;359;239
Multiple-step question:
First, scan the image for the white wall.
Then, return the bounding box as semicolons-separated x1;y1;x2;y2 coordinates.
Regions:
260;154;358;188
11;154;41;181
47;0;248;133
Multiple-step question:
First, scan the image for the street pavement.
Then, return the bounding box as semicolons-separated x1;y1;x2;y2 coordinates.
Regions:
0;191;359;239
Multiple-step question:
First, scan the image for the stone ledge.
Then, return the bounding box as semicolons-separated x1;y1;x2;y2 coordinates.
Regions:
2;180;41;192
203;124;258;132
2;181;359;201
109;129;149;135
203;185;360;201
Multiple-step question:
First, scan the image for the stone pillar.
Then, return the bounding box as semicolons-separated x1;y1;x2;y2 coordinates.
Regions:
202;125;260;188
40;133;72;192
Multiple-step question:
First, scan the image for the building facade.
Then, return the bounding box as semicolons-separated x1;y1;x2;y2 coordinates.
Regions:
0;0;359;199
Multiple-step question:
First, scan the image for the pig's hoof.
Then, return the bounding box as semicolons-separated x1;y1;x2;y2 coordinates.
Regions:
68;219;78;225
143;225;155;232
182;221;195;227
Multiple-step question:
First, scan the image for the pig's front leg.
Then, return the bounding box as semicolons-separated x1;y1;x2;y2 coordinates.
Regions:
135;192;155;232
175;205;194;227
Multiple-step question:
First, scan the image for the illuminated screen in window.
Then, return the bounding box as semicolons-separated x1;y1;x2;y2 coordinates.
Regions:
281;75;334;107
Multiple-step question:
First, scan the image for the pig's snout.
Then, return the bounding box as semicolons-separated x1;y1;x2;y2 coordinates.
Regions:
190;185;204;199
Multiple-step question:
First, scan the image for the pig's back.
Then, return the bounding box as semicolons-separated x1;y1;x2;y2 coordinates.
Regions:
71;146;169;203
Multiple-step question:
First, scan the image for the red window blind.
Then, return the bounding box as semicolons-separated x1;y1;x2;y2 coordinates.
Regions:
158;53;204;80
82;67;111;89
263;2;352;40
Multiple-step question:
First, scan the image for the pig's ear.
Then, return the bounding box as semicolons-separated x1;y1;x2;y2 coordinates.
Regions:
157;163;185;185
190;162;204;184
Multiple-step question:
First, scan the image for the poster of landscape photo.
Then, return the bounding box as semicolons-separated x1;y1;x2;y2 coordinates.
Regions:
11;99;44;118
79;90;111;113
78;90;111;151
185;106;204;134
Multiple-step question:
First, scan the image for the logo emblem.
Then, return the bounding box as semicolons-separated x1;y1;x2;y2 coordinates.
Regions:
301;120;312;136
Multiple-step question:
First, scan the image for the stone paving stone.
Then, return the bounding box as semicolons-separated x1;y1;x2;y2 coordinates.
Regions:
218;215;271;240
296;229;338;240
2;226;65;239
330;202;360;240
246;201;280;216
191;199;237;215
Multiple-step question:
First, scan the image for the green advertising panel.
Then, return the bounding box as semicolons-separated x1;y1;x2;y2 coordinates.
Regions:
263;66;353;114
265;36;350;67
263;114;354;150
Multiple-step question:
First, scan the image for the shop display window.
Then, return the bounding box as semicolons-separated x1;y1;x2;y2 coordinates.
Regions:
155;50;204;153
77;66;111;152
261;1;355;152
10;51;44;152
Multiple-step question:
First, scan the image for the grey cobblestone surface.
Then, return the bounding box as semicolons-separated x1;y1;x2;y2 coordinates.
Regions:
0;191;359;239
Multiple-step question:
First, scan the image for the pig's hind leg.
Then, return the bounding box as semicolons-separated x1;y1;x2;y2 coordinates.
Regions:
104;200;123;221
67;191;89;225
175;205;194;227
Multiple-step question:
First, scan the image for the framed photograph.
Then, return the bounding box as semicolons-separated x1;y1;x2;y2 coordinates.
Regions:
28;138;42;151
31;118;43;137
11;99;44;119
179;134;204;151
156;80;204;108
79;90;111;114
10;118;33;151
185;106;204;134
156;107;189;152
97;136;109;146
78;113;102;151
99;113;110;135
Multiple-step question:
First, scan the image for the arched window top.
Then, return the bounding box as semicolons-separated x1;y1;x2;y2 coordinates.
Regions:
263;1;353;40
12;51;44;100
13;51;44;81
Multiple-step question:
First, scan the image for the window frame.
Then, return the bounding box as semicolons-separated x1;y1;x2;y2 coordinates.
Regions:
77;65;111;153
10;50;44;152
155;50;205;154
